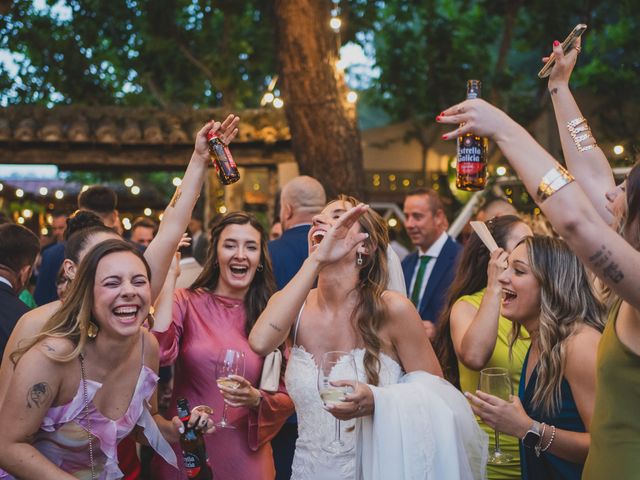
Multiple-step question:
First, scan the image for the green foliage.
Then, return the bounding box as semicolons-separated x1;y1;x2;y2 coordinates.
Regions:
1;0;277;108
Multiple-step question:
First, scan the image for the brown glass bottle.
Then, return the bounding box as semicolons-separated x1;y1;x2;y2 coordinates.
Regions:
177;398;213;480
456;80;488;191
207;131;240;185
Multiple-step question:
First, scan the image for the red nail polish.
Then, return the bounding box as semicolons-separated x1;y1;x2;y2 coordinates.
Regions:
435;116;441;121
553;40;560;46
440;111;445;116
441;134;448;140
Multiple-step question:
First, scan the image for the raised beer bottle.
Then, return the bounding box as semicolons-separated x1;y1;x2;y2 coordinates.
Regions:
177;398;213;480
207;130;240;185
456;80;488;191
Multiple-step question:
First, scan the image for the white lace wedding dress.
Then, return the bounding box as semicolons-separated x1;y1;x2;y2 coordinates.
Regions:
285;346;403;480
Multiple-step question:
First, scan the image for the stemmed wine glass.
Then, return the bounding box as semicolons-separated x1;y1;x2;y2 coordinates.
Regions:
215;348;245;430
479;367;514;464
317;351;358;454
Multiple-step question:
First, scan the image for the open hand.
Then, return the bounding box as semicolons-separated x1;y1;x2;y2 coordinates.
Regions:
436;99;511;142
194;115;240;160
546;37;581;89
311;204;370;267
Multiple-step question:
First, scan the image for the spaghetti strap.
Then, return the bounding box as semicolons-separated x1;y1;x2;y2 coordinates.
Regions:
292;302;306;347
140;331;146;367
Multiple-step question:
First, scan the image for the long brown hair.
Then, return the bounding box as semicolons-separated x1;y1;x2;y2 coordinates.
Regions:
12;239;150;365
514;236;605;417
333;195;389;386
434;215;527;388
190;212;276;335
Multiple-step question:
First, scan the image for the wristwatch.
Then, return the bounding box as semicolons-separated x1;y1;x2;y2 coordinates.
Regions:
522;420;542;449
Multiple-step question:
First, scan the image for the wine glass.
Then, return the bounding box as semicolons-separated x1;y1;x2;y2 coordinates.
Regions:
317;351;358;454
479;367;514;464
215;349;245;430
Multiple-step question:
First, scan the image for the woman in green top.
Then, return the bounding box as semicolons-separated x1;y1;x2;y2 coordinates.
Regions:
436;36;640;480
435;214;532;479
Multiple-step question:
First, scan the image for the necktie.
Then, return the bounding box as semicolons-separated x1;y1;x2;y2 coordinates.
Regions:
410;255;432;306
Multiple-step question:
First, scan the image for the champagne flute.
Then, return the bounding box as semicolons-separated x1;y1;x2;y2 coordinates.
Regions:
317;351;358;454
479;367;514;464
215;348;245;430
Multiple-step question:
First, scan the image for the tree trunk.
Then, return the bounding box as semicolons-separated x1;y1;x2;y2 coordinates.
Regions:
273;0;365;199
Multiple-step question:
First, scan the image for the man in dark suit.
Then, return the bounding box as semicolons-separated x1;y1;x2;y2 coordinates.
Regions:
0;224;40;363
401;188;462;340
268;175;326;480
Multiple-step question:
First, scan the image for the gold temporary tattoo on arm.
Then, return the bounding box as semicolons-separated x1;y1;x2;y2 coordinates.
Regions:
269;322;283;332
169;187;182;208
26;382;52;409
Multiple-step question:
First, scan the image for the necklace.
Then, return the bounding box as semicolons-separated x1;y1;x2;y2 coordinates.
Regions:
79;353;96;480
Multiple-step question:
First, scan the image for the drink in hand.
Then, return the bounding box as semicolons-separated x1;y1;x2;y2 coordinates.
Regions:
216;377;241;389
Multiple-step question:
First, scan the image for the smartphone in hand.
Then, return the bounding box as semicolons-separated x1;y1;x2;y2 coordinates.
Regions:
538;24;588;78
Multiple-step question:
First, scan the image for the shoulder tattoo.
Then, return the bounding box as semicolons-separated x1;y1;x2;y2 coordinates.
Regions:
26;382;52;409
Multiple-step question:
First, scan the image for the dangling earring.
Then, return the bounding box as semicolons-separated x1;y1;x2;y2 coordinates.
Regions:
87;321;99;339
256;264;264;272
356;252;364;266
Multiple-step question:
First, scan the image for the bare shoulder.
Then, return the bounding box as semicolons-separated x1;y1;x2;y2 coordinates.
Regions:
564;324;601;378
141;328;160;370
381;290;423;331
14;301;62;340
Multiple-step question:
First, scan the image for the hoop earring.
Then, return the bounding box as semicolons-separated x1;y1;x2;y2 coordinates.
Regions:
256;264;264;272
87;321;99;339
356;252;364;266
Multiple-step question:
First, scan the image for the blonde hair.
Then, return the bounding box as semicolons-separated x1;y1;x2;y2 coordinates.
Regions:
510;236;605;416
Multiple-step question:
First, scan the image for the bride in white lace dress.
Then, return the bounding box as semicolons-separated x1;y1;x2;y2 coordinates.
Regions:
250;196;487;480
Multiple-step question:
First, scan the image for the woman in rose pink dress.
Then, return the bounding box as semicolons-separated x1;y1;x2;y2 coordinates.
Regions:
152;212;294;479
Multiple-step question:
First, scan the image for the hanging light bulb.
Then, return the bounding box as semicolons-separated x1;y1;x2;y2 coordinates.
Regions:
330;17;342;31
346;91;358;104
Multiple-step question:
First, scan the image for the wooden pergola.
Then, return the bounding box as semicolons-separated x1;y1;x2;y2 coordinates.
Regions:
0;105;295;222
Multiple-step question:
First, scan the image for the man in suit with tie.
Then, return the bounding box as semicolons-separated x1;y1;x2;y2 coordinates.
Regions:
0;224;40;363
401;188;462;340
268;175;326;480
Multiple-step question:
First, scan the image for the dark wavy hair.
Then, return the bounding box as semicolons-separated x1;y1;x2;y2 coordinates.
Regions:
190;212;276;335
434;215;527;388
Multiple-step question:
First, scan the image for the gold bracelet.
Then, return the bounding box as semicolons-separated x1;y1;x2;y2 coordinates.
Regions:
537;164;575;202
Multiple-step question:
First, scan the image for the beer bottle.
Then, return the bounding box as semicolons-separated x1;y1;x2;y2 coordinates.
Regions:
207;130;240;185
177;398;213;480
456;80;489;191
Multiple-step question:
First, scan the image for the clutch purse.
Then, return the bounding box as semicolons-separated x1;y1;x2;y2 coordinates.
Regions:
259;349;282;392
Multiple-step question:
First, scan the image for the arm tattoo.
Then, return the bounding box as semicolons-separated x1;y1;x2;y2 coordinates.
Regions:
26;382;52;409
269;322;283;332
589;245;624;283
41;343;56;353
550;87;558;95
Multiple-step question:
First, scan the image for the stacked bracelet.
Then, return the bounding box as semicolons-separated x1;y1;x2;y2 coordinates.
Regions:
566;116;597;152
541;424;556;453
537;163;575;202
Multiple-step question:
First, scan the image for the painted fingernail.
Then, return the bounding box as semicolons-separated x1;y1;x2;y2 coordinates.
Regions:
440;111;445;116
441;134;448;140
553;40;560;46
179;426;185;434
435;115;441;121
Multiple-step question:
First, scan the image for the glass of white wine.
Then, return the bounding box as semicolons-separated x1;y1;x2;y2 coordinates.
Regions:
317;351;358;454
215;348;245;430
479;367;514;465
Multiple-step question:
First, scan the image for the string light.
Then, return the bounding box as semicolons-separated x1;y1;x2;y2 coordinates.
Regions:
144;208;152;216
17;216;24;224
219;205;227;214
172;177;182;187
39;187;48;195
131;186;141;195
613;145;624;155
388;218;398;228
81;185;89;192
273;98;284;109
41;227;48;235
329;17;342;31
0;183;3;191
124;178;134;187
16;189;24;198
122;218;132;230
496;166;507;176
55;190;64;199
22;209;33;219
346;91;358;104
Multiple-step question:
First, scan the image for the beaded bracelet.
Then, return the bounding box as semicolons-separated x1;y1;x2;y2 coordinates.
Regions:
537;164;575;202
541;424;556;453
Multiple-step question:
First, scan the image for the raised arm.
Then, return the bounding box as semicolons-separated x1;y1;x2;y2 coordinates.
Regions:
249;204;370;355
451;249;508;370
437;100;640;310
545;38;615;222
144;116;239;300
0;341;75;479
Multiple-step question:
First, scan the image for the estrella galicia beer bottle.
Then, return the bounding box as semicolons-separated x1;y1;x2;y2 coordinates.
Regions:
207;130;240;185
177;398;213;479
456;80;488;191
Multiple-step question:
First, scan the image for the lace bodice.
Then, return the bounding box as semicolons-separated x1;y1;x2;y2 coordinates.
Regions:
285;346;403;480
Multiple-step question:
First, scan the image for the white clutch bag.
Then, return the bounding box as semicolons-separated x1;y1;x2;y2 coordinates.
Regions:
259;349;282;392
